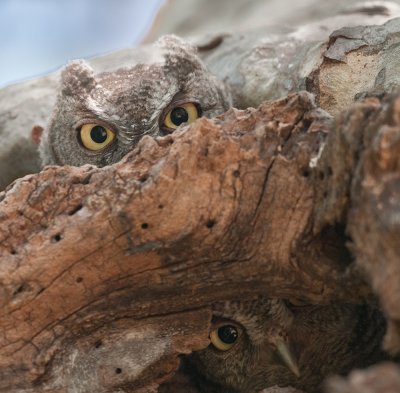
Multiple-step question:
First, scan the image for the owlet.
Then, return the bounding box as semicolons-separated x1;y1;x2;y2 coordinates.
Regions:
39;35;231;167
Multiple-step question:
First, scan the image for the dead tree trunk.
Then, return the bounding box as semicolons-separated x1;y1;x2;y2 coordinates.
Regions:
0;90;399;392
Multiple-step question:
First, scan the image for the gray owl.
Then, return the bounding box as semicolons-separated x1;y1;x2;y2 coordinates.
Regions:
39;35;231;167
185;298;387;393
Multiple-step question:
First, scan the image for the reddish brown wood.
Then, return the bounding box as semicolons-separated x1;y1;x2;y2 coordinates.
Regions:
0;92;399;391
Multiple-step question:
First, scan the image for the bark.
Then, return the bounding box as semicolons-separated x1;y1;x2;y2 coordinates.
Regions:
313;93;400;354
0;90;399;392
143;0;400;44
199;17;400;112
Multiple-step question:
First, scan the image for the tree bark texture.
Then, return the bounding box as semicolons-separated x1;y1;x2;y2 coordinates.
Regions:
314;93;400;355
0;90;399;391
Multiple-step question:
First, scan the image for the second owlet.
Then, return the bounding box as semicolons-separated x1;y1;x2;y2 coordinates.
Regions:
185;298;387;393
39;35;231;167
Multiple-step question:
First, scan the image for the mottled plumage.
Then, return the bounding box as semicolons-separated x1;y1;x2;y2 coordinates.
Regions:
39;35;231;167
186;298;387;393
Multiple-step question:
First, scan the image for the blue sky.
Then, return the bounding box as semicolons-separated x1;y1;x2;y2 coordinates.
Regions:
0;0;164;87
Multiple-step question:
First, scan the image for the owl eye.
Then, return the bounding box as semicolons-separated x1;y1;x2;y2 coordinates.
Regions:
210;325;239;351
79;123;116;151
162;102;200;131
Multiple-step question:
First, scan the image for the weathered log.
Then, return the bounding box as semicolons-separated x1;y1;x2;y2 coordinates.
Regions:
144;0;400;43
313;93;400;355
0;90;399;392
0;93;344;391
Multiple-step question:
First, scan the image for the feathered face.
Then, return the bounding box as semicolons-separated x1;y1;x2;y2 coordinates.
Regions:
189;298;298;393
40;35;231;167
187;299;387;393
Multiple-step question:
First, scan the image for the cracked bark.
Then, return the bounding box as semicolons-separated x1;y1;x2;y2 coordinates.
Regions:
0;91;399;392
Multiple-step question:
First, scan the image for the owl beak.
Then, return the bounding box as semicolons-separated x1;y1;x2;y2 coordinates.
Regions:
275;341;300;377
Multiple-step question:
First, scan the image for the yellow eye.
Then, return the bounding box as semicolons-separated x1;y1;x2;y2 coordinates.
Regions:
79;123;115;151
163;103;200;130
210;325;239;351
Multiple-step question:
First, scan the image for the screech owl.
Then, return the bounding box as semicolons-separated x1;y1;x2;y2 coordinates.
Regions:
184;298;387;393
39;35;231;167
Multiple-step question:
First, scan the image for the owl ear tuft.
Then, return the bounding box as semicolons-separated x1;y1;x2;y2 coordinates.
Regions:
60;60;96;97
155;34;206;74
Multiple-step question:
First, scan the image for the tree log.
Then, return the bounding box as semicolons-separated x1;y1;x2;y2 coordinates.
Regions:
313;93;400;355
0;90;399;392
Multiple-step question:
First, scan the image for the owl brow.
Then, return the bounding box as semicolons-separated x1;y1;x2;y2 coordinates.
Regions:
144;122;160;136
118;119;159;144
117;125;136;145
84;99;157;145
151;89;179;122
136;89;178;134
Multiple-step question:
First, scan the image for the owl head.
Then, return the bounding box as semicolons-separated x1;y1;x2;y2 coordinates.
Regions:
188;298;299;392
39;35;231;167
